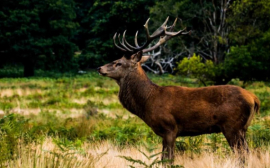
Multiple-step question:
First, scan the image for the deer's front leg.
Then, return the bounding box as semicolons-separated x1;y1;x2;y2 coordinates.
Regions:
161;132;177;166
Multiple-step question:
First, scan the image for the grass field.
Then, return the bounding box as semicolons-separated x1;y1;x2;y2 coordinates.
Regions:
0;72;270;167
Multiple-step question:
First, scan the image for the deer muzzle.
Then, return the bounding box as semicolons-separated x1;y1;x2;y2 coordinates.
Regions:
97;67;107;76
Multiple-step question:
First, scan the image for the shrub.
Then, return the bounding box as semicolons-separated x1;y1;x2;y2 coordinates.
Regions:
176;54;216;86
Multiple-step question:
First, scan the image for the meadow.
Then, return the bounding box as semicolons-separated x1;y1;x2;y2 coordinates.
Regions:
0;71;270;168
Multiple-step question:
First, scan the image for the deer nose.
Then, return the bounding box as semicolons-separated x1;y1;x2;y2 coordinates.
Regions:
97;67;101;72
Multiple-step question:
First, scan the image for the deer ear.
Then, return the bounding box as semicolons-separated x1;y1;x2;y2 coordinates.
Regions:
131;51;143;62
140;55;150;63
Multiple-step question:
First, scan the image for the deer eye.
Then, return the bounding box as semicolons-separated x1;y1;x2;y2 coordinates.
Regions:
116;63;122;67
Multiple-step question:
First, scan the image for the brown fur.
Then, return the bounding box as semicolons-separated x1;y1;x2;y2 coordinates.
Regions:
97;51;260;164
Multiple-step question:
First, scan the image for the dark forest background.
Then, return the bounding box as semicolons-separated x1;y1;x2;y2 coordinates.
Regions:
0;0;269;84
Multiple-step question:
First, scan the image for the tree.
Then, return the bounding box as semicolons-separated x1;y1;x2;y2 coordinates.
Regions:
150;0;234;64
223;31;270;83
0;0;79;77
75;0;156;69
223;0;270;83
228;0;270;45
149;0;236;84
150;0;270;84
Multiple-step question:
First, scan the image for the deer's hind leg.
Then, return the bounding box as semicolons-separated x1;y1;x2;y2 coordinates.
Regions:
222;128;248;152
222;127;249;152
222;127;249;167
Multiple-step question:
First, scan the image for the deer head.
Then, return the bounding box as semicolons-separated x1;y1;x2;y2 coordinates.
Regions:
97;51;147;80
97;17;190;80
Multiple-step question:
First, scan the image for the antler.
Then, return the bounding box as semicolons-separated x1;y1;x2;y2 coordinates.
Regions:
143;18;190;53
113;17;190;56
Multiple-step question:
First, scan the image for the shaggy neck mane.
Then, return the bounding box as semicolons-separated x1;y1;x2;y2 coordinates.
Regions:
118;65;157;119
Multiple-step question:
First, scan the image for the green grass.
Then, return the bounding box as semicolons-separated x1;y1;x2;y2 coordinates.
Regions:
0;71;270;165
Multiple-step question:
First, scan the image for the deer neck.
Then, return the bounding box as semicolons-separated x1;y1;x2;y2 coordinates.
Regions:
117;66;157;119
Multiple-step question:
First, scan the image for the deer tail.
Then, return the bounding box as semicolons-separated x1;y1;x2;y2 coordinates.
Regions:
253;94;260;114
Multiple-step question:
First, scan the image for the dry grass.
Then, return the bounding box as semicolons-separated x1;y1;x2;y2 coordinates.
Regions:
4;138;270;168
92;143;270;168
4;138;95;168
174;150;270;168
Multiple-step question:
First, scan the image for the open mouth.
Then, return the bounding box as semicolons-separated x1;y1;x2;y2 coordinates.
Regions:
97;67;107;76
98;72;107;76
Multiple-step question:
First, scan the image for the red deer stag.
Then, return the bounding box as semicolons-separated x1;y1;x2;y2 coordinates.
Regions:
97;17;260;164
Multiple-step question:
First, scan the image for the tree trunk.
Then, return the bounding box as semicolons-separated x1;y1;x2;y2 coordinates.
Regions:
23;60;35;77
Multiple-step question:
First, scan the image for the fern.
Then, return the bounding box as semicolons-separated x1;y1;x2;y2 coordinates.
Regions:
119;142;184;168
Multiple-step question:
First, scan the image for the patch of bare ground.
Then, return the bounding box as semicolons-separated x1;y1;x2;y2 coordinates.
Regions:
4;108;85;118
77;87;88;93
1;105;127;119
9;108;41;115
72;95;119;105
73;98;88;104
99;109;132;119
0;88;42;97
87;95;119;104
0;110;4;115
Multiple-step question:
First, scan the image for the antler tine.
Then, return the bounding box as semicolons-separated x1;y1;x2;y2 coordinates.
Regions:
143;18;190;53
143;18;151;40
135;17;169;51
121;30;133;51
131;18;151;50
134;31;140;48
164;18;187;36
150;16;169;37
142;37;165;53
165;27;187;36
113;33;128;52
118;32;132;52
123;30;137;50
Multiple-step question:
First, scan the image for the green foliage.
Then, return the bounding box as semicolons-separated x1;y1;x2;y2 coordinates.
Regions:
175;136;204;158
224;30;270;82
220;0;270;83
90;116;160;147
119;143;183;168
0;65;24;78
52;137;84;154
206;134;229;152
0;112;96;164
0;114;27;163
176;54;216;86
247;120;270;148
0;0;79;76
228;0;270;45
223;46;253;82
83;100;98;117
75;0;156;68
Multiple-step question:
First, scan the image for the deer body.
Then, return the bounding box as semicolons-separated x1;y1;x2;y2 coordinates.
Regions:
97;17;260;164
117;62;259;137
99;56;259;162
